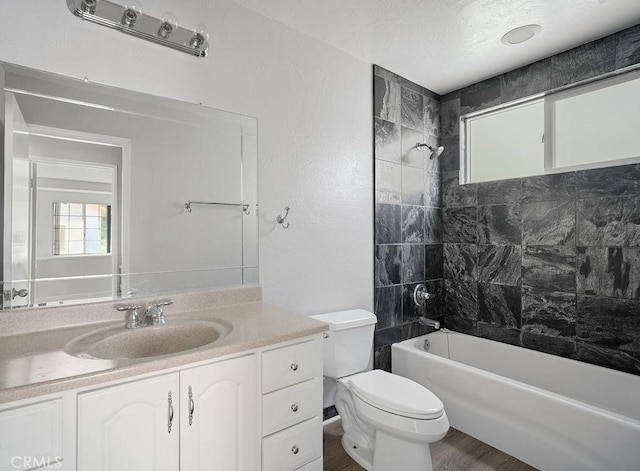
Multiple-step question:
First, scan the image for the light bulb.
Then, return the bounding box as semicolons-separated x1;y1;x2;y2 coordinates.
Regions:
81;0;99;14
158;12;178;38
189;24;209;49
121;1;143;27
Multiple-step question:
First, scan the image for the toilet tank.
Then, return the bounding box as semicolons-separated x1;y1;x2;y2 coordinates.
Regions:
308;309;377;379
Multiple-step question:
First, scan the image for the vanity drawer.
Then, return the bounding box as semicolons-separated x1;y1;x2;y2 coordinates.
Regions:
296;457;323;471
262;338;322;393
262;378;322;436
262;417;322;471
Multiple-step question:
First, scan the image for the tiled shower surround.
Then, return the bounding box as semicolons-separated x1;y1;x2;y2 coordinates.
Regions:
373;24;640;376
373;65;443;370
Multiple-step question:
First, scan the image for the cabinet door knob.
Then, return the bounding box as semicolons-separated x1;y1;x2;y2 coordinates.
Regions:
291;445;299;455
291;403;299;412
290;363;299;371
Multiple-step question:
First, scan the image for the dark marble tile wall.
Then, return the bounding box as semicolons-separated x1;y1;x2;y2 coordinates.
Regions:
323;405;338;421
373;65;442;370
440;24;640;376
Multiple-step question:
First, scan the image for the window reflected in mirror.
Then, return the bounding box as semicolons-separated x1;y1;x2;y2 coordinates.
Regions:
53;202;111;256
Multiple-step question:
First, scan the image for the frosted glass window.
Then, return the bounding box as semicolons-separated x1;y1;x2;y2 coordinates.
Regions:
467;100;544;183
551;75;640;169
462;70;640;184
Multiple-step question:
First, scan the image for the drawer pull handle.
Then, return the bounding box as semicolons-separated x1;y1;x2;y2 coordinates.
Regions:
290;363;299;371
291;445;299;455
291;403;299;412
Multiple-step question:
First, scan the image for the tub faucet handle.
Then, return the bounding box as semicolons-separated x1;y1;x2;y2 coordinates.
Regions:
413;284;432;307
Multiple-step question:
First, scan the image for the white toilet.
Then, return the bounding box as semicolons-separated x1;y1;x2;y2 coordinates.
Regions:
309;309;449;471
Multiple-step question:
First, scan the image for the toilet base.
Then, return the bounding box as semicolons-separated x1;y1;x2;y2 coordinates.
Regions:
342;434;374;470
372;429;434;471
341;428;435;471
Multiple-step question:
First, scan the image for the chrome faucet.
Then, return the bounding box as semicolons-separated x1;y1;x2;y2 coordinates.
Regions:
116;300;174;329
418;316;440;330
116;304;143;329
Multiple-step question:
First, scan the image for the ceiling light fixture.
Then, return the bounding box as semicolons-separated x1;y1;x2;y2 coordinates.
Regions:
501;24;542;45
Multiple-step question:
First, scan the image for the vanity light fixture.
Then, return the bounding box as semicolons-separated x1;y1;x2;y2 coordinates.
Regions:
66;0;209;57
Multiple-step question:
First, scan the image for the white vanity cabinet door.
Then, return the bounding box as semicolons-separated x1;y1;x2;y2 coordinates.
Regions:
0;399;63;471
180;354;257;471
77;373;179;471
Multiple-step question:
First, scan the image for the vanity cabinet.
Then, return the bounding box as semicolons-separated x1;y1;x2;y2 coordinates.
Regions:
180;355;257;471
77;373;180;471
77;354;257;471
0;333;323;471
0;399;63;471
261;337;323;471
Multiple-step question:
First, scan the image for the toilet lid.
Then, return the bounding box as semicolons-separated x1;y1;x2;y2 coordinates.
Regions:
348;370;444;420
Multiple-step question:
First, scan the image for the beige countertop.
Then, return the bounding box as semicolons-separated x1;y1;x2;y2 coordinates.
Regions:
0;288;328;404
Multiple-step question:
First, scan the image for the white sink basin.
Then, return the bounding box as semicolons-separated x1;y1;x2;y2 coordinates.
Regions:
65;319;232;360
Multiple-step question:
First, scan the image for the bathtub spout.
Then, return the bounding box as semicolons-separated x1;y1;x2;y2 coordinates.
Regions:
418;317;440;329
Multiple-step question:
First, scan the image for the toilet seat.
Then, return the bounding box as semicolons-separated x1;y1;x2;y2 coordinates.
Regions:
346;370;443;420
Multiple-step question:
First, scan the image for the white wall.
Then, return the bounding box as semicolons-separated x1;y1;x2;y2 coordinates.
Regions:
0;0;374;315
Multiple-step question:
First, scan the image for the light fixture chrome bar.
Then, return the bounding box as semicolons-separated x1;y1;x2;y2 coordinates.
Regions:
67;0;209;57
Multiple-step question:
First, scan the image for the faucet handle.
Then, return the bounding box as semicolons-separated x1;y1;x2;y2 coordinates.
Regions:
413;284;432;307
116;304;142;311
146;299;173;326
116;304;143;329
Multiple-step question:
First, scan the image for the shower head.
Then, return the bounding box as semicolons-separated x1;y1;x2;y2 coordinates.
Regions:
415;142;445;159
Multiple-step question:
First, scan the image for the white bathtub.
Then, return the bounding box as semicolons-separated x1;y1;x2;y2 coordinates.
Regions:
392;330;640;471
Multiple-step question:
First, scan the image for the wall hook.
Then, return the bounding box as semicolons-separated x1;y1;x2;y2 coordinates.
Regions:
276;206;291;229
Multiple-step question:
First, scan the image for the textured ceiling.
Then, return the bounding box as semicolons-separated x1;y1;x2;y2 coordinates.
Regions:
232;0;640;94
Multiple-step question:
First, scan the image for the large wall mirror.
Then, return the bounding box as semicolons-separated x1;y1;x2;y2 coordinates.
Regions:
1;62;258;309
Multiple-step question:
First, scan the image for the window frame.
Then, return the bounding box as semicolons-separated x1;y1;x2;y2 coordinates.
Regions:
460;65;640;184
461;94;545;184
52;201;112;257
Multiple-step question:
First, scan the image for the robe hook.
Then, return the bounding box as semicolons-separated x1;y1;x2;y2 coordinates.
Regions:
276;206;291;229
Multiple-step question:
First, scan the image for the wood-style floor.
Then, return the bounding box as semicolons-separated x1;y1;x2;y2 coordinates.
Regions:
323;420;538;471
